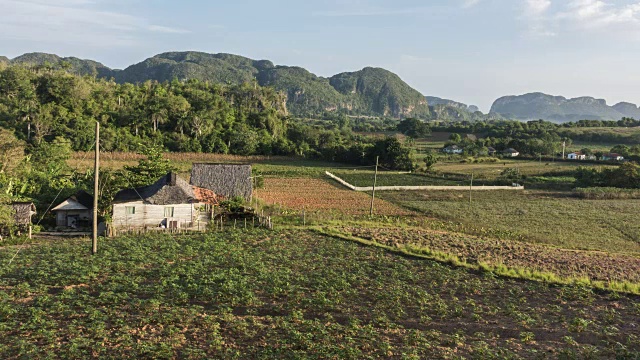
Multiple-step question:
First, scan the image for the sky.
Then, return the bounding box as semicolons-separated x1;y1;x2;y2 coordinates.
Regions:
1;0;640;112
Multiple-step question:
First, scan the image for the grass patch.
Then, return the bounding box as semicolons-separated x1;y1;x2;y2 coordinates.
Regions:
379;190;640;254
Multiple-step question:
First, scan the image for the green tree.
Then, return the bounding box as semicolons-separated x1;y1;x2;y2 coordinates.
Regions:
449;133;462;143
397;118;431;138
423;152;438;171
124;145;175;188
369;137;415;171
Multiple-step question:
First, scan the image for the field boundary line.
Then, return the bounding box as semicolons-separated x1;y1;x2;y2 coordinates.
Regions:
312;226;640;296
325;171;525;191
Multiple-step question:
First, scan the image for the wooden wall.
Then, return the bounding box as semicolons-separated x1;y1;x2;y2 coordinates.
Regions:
112;201;208;229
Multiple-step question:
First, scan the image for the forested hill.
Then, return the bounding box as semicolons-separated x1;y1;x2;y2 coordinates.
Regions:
491;92;640;123
1;52;431;119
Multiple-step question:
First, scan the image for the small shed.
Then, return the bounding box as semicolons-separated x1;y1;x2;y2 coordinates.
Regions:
601;153;624;161
567;152;587;160
487;147;497;155
112;172;219;230
503;148;520;157
443;145;464;155
51;191;93;229
190;164;253;201
11;202;36;227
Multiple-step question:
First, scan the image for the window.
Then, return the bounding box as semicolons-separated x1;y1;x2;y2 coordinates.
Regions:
125;206;136;215
164;207;175;218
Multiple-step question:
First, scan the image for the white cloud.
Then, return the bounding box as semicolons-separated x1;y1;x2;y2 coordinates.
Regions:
520;0;640;37
0;0;190;48
521;0;555;38
559;0;640;29
525;0;552;16
462;0;481;9
314;7;420;17
147;25;191;34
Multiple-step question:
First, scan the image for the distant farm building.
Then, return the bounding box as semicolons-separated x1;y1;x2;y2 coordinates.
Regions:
503;148;520;157
112;172;219;231
52;191;93;229
567;152;587;160
487;147;497;156
601;153;625;161
443;145;464;155
190;164;253;200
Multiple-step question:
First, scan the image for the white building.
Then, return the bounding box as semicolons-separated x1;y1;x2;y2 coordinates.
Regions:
112;173;218;231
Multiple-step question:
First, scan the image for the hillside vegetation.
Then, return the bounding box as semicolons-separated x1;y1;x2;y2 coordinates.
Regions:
3;52;431;119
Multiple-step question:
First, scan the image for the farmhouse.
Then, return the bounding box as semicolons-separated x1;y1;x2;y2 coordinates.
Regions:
111;172;219;231
52;191;93;229
487;147;497;156
443;145;464;155
567;152;587;160
503;148;520;157
601;153;625;161
191;164;253;200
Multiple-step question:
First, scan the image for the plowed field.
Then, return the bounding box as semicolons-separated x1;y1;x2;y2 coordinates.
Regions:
259;178;413;216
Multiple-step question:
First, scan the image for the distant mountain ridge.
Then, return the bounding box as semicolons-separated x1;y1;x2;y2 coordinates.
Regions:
425;96;479;113
491;92;640;122
3;52;430;119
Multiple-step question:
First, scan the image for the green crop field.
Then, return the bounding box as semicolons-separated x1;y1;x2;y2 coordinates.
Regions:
432;159;586;179
1;230;639;359
379;190;640;255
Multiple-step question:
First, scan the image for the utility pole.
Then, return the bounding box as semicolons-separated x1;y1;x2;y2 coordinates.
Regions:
469;172;474;207
369;156;379;216
92;122;99;255
562;141;566;160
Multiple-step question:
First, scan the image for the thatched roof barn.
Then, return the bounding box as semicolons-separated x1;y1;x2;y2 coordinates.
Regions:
114;173;219;205
11;202;36;226
190;164;253;201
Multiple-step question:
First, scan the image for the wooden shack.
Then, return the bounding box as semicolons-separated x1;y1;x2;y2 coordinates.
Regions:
190;164;253;201
111;172;219;231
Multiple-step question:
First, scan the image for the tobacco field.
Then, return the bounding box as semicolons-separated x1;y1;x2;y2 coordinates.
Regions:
1;230;640;359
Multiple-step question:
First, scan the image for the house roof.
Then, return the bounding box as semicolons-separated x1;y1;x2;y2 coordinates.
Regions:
190;164;253;200
11;202;36;225
52;191;93;212
444;145;461;150
504;148;519;153
114;173;219;205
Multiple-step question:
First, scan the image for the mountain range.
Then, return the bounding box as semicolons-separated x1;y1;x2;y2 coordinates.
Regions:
425;96;480;113
3;52;638;123
3;52;431;119
490;93;640;122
